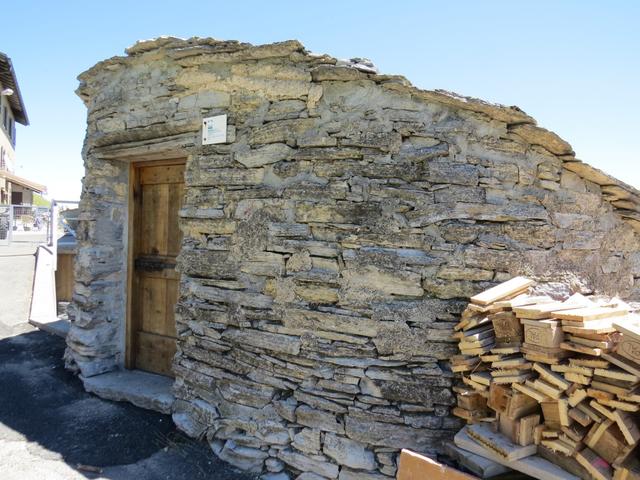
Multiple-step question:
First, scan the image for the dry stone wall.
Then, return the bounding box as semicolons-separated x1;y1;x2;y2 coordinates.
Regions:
67;37;640;479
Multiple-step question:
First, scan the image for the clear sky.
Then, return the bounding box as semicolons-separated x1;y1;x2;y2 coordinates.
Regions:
3;0;639;199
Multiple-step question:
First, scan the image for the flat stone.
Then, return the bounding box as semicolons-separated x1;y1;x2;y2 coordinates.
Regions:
345;415;450;451
217;440;268;473
292;428;321;454
323;433;376;470
296;405;345;434
277;449;339;479
235;143;294;168
82;369;175;414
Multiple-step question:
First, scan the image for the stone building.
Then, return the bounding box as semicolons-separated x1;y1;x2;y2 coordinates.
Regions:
66;37;640;479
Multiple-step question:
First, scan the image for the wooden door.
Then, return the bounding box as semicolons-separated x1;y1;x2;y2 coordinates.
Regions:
129;161;184;377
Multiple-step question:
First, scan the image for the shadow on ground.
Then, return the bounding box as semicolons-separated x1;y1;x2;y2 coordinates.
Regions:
0;328;254;479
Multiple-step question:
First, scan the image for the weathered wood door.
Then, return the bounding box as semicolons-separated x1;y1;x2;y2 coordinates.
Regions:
129;161;185;377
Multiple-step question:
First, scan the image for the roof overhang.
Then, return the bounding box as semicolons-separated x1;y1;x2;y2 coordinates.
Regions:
0;170;46;193
0;52;28;125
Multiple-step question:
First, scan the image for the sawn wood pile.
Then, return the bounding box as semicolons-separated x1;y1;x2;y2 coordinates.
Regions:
450;276;640;480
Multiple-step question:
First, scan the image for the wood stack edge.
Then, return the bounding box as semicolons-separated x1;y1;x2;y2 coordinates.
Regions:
450;276;640;480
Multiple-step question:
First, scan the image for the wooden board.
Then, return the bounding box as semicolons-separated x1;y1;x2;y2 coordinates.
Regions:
534;363;571;390
552;306;629;322
466;423;537;460
515;302;578;320
602;352;640;378
563;323;617;335
561;341;604;357
494;295;553;309
470;276;534;306
575;448;613;480
55;252;75;302
515;295;592;320
613;318;640;343
444;442;511;479
454;427;581;480
513;382;551;403
397;449;480;480
612;410;640;446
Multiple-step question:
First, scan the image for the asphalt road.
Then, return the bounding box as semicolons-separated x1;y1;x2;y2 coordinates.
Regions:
0;241;254;480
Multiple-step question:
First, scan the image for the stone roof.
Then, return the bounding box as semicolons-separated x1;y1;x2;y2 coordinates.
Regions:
78;36;640;232
0;52;28;125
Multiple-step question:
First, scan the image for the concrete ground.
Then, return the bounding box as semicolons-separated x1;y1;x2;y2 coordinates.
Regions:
0;241;254;480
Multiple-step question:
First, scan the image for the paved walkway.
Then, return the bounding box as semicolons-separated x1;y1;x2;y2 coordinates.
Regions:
0;241;253;480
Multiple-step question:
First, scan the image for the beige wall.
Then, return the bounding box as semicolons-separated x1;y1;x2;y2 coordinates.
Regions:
0;92;16;173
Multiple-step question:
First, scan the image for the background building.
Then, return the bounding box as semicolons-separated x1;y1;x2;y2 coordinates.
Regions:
0;52;45;205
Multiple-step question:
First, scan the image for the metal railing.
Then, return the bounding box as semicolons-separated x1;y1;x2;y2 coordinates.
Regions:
46;200;80;247
0;204;51;245
0;201;79;247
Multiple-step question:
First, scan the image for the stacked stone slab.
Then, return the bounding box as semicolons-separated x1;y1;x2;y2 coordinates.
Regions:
66;36;640;479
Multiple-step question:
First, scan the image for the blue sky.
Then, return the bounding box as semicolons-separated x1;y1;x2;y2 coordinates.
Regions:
3;1;639;199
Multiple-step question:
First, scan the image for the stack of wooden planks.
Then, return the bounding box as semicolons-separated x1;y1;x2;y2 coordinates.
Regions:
451;276;640;480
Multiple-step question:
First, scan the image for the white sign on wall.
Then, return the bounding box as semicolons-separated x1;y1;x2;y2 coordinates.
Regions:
202;114;227;145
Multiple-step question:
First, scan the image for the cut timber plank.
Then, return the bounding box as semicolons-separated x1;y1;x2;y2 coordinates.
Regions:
570;357;610;368
568;407;593;427
568;335;614;350
613;317;640;342
587;387;615;402
541;400;562;429
612;409;640;446
594;368;639;383
470;372;492;387
561;341;605;357
552;306;629;322
568;387;588;407
454;427;580;480
463;376;489;392
518;414;541;446
513;382;551;402
533;363;571;390
577;403;604;423
466;423;537;461
453;407;489;421
589;400;616;421
488;384;511;413
558;398;570;427
563;324;617;335
492;372;533;384
565;372;591;385
470;276;534;306
506;391;539;420
562;423;589;443
575;448;613;480
599;398;640;412
444;442;511;479
515;302;580;320
603;352;640;378
541;439;574;456
494;295;553;309
552;364;594;376
591;380;634;396
532;379;565;399
539;446;591;480
492;356;529;368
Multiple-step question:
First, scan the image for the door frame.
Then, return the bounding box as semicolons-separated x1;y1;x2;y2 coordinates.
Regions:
125;157;187;370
